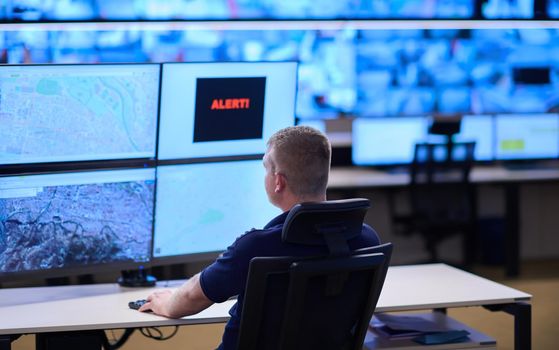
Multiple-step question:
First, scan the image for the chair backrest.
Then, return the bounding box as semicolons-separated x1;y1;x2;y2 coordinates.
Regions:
282;198;371;255
237;199;392;350
410;141;475;185
409;141;476;222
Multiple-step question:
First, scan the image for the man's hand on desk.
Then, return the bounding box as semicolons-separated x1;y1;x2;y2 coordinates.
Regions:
137;273;214;318
139;289;174;317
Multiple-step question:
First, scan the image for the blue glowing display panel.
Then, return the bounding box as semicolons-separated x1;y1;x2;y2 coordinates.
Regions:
153;160;280;259
482;0;535;18
0;168;155;278
5;28;559;121
427;115;495;161
158;62;297;161
0;64;160;165
495;114;559;160
296;119;327;134
352;117;429;166
550;0;559;17
353;115;496;166
2;0;475;20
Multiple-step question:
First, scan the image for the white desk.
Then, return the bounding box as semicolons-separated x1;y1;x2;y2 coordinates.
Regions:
377;264;530;312
329;165;559;277
0;280;234;335
0;264;531;349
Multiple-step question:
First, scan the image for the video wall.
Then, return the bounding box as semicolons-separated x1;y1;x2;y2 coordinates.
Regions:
0;62;296;281
3;0;559;20
3;26;559;120
0;0;493;20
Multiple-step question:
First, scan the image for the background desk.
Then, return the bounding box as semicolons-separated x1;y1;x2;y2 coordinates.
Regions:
0;264;531;350
329;165;559;276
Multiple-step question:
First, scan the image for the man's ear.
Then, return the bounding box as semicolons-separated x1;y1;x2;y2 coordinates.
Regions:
274;173;287;193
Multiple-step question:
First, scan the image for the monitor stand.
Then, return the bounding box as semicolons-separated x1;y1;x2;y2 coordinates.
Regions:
118;268;156;287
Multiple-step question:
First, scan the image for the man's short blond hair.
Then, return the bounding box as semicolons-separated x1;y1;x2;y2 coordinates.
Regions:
267;126;331;197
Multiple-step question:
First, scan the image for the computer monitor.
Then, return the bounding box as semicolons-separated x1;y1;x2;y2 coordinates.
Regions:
456;115;495;161
427;115;495;161
153;159;280;261
0;168;155;281
0;64;160;166
295;118;327;134
495;114;559;160
352;117;428;166
157;62;297;161
482;0;534;18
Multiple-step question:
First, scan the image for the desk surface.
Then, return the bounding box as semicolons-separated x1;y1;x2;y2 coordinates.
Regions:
376;264;530;313
329;165;559;189
0;264;530;336
0;280;234;335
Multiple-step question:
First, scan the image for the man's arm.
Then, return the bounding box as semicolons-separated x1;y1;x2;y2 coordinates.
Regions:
138;273;213;318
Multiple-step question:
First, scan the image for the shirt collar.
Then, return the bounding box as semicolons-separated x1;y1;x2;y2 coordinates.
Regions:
263;211;290;230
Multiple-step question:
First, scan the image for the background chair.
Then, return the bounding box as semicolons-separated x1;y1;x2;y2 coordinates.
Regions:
392;140;477;266
237;199;393;350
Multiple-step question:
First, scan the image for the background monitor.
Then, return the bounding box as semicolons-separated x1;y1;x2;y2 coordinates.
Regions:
153;159;280;260
0;168;155;280
481;0;535;18
495;114;559;160
455;115;495;161
295;118;327;134
0;64;160;166
352;117;428;166
427;115;495;161
157;62;297;161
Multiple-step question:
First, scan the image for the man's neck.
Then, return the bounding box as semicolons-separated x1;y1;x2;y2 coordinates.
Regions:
279;193;327;213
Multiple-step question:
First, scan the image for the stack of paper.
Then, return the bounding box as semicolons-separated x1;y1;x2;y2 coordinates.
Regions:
371;313;470;345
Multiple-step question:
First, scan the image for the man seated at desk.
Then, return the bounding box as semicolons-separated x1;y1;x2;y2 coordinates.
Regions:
139;126;381;349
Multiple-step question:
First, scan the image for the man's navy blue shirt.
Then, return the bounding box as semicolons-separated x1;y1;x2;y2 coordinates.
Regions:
199;210;381;350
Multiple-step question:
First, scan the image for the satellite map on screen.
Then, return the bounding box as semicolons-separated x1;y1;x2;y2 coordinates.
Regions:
0;65;159;164
0;170;154;274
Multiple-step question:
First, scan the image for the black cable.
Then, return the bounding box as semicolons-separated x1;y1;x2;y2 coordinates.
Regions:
110;329;136;349
100;328;136;350
98;325;178;349
139;326;179;341
100;330;112;350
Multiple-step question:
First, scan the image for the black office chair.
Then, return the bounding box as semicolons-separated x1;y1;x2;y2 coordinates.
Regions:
392;141;477;265
236;198;393;350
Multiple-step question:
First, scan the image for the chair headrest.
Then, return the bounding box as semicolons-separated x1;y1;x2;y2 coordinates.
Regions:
282;198;370;254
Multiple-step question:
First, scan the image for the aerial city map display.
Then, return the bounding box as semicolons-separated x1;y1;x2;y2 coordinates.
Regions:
0;169;155;275
0;64;160;164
